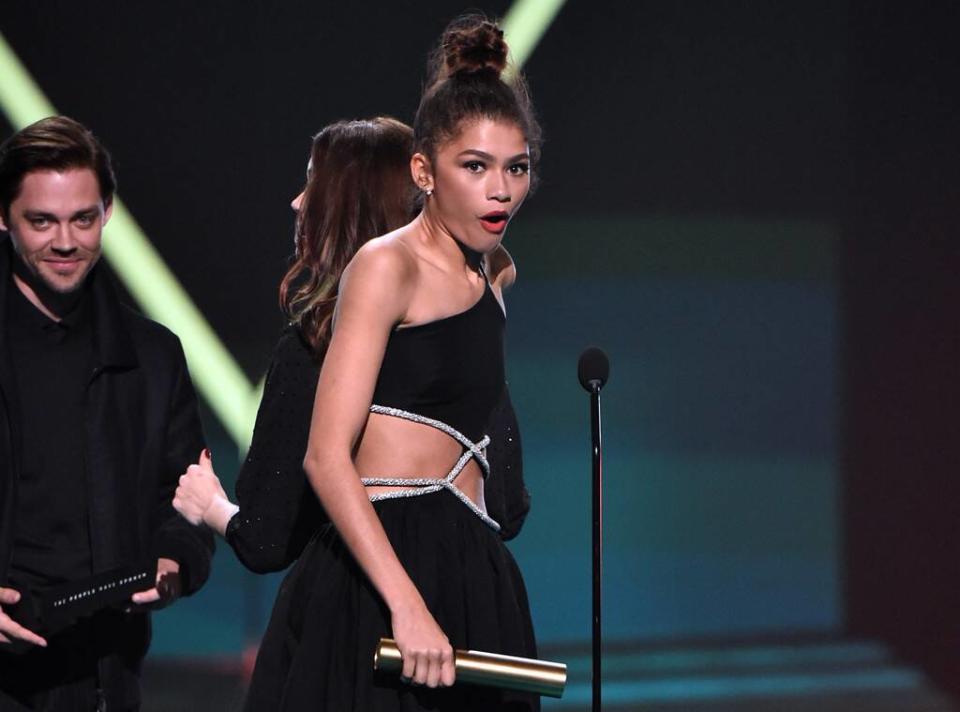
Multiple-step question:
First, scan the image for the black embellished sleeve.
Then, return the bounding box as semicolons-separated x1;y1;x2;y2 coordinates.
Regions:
483;384;531;540
224;326;327;573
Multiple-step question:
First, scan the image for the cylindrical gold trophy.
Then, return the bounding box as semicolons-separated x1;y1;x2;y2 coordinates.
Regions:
374;638;566;698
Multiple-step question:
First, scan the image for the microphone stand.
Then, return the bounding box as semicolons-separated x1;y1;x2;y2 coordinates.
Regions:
578;346;608;711
589;381;602;712
577;346;610;712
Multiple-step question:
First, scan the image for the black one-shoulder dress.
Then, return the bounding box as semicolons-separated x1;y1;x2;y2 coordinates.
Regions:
242;285;539;712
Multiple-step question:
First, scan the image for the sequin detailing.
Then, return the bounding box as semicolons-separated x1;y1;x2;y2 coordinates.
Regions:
361;405;500;532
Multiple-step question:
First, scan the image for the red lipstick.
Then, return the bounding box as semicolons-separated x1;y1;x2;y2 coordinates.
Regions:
479;211;509;234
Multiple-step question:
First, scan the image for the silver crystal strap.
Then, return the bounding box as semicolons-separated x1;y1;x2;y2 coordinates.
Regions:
361;405;500;532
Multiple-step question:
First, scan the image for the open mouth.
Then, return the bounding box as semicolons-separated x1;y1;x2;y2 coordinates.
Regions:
479;212;510;232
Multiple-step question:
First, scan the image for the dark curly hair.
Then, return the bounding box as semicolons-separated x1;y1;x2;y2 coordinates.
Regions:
414;14;541;167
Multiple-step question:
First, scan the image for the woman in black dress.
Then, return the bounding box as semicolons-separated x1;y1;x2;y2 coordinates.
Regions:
174;100;534;709
172;117;421;562
256;14;543;712
174;113;529;562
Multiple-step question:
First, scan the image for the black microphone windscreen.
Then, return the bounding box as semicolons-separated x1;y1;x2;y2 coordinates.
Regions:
577;347;609;391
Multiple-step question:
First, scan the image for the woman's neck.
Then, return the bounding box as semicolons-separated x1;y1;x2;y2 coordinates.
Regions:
412;210;484;278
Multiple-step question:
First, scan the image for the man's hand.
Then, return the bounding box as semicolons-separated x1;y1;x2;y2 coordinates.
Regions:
129;558;182;610
0;586;47;648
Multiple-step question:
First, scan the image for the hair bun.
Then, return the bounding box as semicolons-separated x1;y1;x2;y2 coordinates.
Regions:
442;16;508;78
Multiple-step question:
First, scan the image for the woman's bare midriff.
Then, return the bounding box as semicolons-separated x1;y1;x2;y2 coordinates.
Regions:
355;411;487;512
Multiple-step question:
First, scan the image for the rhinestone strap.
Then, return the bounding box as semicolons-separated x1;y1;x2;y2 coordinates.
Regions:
361;405;500;532
368;405;490;475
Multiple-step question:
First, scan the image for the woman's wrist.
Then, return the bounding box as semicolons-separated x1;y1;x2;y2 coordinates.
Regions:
203;494;240;537
385;579;428;618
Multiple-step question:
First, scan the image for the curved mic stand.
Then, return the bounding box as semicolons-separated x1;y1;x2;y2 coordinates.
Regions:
578;347;609;712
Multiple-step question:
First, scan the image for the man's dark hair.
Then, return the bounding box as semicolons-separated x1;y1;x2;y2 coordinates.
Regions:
0;115;117;218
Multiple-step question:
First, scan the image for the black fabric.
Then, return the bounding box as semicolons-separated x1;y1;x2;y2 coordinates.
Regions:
482;385;530;541
371;282;505;443
6;281;94;591
0;674;100;712
225;326;325;573
0;609;145;711
244;490;538;712
0;237;213;708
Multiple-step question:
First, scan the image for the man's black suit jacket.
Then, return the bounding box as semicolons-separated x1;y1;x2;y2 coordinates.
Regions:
0;237;214;706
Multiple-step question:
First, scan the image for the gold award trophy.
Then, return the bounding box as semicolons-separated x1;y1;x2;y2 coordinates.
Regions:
374;638;567;698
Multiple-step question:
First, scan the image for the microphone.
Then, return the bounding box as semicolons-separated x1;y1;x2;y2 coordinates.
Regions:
577;347;609;392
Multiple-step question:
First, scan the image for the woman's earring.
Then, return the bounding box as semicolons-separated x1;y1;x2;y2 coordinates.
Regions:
425;188;433;197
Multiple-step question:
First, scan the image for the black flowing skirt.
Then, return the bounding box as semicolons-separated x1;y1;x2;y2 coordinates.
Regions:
243;489;540;712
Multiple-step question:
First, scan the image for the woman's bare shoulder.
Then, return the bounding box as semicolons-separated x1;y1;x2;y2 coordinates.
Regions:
337;233;418;325
343;233;417;289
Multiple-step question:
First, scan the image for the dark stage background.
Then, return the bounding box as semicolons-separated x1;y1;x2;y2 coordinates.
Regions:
1;1;958;709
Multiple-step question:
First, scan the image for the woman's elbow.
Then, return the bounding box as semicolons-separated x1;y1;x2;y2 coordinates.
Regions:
302;447;345;492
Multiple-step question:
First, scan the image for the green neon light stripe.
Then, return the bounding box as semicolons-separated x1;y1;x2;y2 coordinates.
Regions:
0;35;56;125
0;33;257;448
104;207;258;445
502;0;567;80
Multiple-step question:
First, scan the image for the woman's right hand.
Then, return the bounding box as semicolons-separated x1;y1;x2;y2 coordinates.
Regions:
391;599;455;688
173;449;238;536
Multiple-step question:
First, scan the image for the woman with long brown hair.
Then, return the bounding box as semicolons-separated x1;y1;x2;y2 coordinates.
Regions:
173;117;417;565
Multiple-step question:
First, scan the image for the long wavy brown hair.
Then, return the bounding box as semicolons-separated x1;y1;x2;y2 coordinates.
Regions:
279;117;415;354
